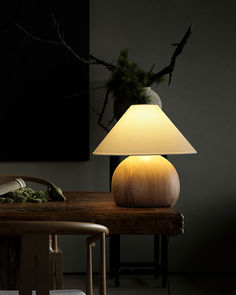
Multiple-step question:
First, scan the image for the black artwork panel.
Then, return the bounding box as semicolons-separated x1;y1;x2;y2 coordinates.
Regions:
0;0;89;161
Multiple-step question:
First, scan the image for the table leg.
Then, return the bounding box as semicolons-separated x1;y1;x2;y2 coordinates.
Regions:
109;235;120;287
109;157;121;287
114;235;120;287
109;234;169;288
109;235;114;278
154;235;160;279
161;235;169;287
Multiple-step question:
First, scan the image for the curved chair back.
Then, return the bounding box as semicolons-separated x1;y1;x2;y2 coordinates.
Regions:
0;175;57;189
0;221;109;295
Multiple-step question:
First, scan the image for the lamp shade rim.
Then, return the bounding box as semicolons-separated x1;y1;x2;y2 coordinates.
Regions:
93;151;197;156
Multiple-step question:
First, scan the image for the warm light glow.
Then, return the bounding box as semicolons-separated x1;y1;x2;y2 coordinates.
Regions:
93;105;197;155
140;156;152;161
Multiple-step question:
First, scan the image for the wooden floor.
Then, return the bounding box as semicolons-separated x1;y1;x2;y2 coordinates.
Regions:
64;273;236;295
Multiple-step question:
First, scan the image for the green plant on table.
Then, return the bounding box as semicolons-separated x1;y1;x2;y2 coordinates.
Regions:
0;185;65;203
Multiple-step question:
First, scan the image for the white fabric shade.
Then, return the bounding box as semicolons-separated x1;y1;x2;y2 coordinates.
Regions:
93;104;197;155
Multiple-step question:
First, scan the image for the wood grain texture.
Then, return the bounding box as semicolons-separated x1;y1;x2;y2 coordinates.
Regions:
112;156;180;208
0;192;183;235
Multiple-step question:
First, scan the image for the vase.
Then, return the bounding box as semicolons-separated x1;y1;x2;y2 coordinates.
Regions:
144;87;162;108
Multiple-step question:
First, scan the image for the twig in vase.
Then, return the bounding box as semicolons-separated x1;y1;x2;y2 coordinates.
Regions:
97;89;111;132
146;24;193;86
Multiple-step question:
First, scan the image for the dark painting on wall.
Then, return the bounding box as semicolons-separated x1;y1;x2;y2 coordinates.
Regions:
0;0;89;161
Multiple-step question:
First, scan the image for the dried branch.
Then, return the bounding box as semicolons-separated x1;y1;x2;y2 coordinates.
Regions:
97;88;111;132
64;90;88;99
16;23;61;46
146;62;156;81
16;14;115;69
106;114;116;128
50;14;90;64
146;24;193;86
89;54;116;71
16;17;193;132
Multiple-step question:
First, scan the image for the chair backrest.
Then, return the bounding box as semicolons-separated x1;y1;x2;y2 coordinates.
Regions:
0;175;56;188
0;221;109;295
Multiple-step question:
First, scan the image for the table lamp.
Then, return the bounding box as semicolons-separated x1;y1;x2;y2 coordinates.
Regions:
93;104;196;208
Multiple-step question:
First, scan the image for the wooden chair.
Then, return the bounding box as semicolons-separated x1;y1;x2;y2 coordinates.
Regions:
0;174;66;289
0;221;109;295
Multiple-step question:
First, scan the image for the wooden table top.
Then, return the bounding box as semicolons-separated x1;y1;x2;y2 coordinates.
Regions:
0;192;184;235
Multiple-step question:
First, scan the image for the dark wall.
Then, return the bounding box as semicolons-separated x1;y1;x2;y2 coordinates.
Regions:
0;1;89;160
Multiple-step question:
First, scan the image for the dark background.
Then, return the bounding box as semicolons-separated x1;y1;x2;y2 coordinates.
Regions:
0;0;89;161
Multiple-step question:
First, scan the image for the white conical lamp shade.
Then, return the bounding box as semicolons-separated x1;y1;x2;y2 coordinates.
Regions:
93;104;196;155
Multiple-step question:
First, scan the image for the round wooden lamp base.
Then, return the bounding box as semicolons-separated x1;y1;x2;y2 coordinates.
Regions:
112;155;180;208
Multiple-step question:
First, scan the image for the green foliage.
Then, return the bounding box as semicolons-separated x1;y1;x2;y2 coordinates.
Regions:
105;48;167;121
0;186;63;203
106;48;150;105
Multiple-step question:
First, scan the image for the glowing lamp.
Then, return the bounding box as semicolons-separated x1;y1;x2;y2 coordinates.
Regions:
93;105;196;207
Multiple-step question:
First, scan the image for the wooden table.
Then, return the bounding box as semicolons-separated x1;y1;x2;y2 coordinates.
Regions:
0;192;184;288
